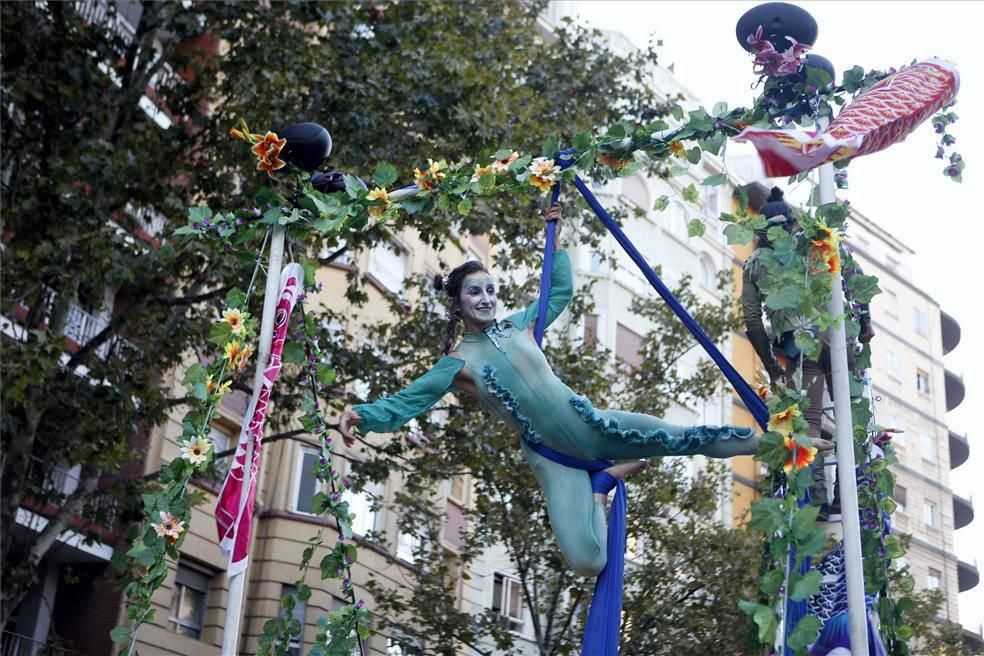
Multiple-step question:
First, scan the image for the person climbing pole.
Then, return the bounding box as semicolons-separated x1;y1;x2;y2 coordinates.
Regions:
741;187;874;520
338;203;758;579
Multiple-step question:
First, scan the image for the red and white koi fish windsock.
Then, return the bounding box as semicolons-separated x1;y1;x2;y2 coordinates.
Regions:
737;59;959;177
215;263;304;576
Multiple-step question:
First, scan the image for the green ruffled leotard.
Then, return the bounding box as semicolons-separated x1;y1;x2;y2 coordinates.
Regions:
354;250;755;576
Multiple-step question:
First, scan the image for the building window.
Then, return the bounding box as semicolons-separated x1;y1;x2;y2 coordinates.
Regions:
278;584;307;656
208;424;233;481
916;369;931;395
170;562;212;639
913;307;929;336
368;243;408;293
920;433;938;462
584;314;599;348
294;448;321;514
387;633;422;655
885;351;902;380
698;254;715;289
492;572;524;633
927;568;942;590
396;529;422;562
589;251;607;274
883;289;899;317
895;485;907;513
666;201;689;240
923;501;939;528
889;415;907;445
615;323;643;368
343;480;383;537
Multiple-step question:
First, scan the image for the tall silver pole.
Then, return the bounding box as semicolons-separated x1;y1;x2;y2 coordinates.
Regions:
221;224;287;656
816;117;869;655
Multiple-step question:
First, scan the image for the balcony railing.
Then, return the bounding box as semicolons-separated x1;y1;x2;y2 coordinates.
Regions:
1;630;84;656
944;369;966;412
63;304;135;359
25;456;120;533
940;310;961;355
949;430;970;469
953;493;975;531
958;558;980;593
75;0;137;47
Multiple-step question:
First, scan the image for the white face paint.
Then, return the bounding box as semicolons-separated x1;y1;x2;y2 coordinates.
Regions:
458;272;497;331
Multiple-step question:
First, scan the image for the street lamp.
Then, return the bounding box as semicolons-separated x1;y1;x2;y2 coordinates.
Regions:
736;2;817;51
735;5;870;656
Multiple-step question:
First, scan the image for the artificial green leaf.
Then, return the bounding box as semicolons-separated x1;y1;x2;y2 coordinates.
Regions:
789;569;822;601
723;223;754;245
373;162;398;188
749;498;785;534
282;340;305;365
225;288;247;310
753;604;777;644
343;175;366;199
701;173;726;186
686;146;702;164
457;198;472;216
653;195;670;212
682;183;699;203
786;614;821;650
110;625;131;644
846;274;881;304
687;219;706;238
188;206;212;222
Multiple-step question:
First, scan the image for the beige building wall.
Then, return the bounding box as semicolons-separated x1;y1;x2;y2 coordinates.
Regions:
847;208;974;623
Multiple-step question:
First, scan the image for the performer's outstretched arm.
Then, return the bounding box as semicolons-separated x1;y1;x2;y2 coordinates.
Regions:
339;356;465;444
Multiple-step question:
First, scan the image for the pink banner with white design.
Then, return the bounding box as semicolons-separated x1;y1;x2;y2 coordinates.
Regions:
215;263;304;575
736;59;959;177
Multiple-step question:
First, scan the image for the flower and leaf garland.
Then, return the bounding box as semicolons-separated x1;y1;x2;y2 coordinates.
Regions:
722;192;920;653
111;287;257;651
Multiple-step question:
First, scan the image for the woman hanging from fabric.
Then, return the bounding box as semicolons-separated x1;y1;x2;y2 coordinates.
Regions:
338;204;758;578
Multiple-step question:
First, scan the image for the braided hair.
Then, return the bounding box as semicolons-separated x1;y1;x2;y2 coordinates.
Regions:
434;260;489;354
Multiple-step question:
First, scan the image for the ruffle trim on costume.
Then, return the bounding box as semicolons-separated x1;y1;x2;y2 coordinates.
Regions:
569;395;754;454
481;365;542;444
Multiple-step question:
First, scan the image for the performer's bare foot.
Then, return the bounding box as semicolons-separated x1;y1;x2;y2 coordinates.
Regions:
811;437;835;454
594;461;649;504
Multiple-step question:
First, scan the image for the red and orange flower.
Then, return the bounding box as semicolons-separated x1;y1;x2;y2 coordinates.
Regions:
413;159;446;190
668;140;686;157
783;435;818;473
230;122;287;176
809;220;841;274
597;153;627;171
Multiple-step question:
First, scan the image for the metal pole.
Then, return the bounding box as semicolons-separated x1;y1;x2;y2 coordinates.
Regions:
221;224;287;656
816;119;869;655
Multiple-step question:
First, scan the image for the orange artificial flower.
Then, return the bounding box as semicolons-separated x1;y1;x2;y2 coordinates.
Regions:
810;239;841;274
528;157;560;194
413;160;445;191
767;404;800;436
783;435;818;473
668;140;686;157
251;131;287;174
598;153;627;171
755;382;770;402
471;164;494;183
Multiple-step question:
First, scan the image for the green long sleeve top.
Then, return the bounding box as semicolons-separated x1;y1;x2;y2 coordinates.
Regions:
353;250;574;435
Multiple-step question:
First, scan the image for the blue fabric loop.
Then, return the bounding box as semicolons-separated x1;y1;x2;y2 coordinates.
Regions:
534;149;576;347
526;439;625;656
570;175;771;430
590;471;618;495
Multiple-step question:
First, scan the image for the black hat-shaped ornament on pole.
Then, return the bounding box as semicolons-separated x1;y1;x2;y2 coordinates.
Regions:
277;121;367;195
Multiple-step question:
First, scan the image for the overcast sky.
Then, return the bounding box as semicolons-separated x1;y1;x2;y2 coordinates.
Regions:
566;0;984;633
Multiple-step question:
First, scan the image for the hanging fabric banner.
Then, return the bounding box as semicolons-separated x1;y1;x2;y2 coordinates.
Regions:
215;263;304;575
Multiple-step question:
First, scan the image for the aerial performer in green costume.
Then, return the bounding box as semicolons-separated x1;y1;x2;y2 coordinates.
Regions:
338;204;758;578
